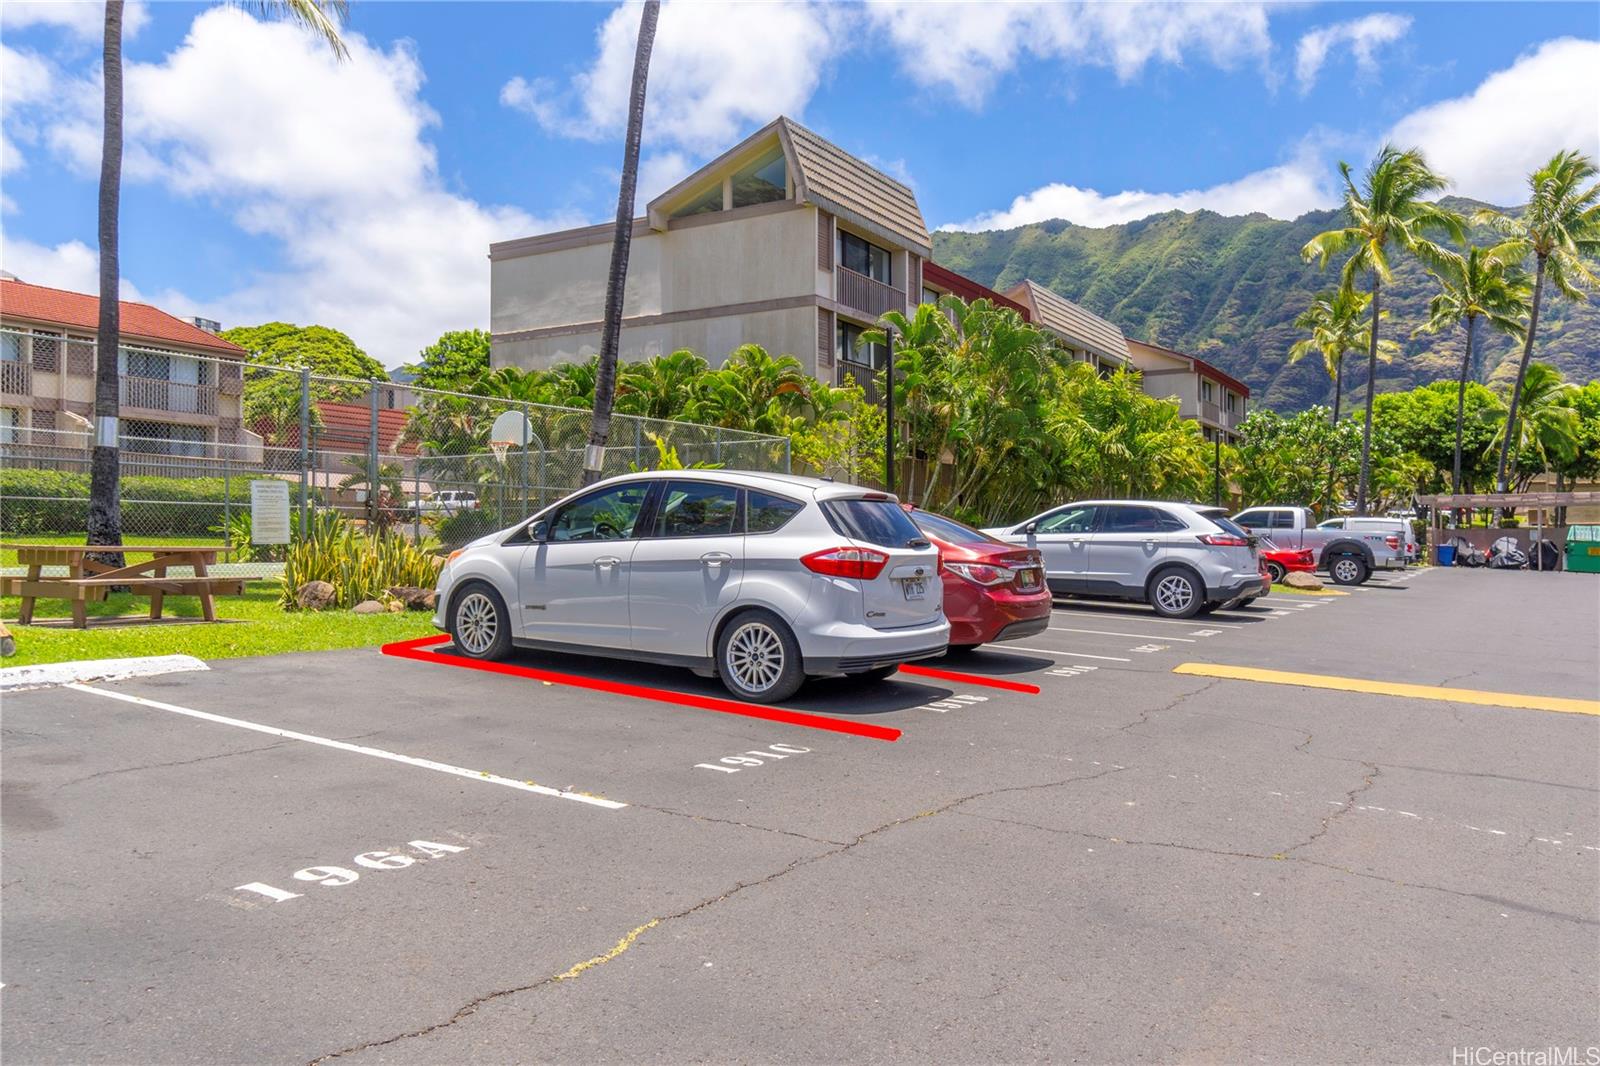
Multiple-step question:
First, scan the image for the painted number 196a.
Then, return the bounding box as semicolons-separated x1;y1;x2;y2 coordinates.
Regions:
233;839;467;905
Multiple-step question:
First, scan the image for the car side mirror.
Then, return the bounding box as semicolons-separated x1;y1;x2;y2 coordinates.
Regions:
1023;521;1038;535
530;520;550;543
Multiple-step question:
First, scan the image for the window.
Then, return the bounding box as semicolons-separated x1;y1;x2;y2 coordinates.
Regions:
836;321;885;369
124;348;171;380
1036;506;1097;534
0;333;20;362
1269;510;1296;530
747;490;802;533
1100;505;1173;534
549;482;651;541
122;419;207;456
653;480;739;538
0;407;19;444
1201;380;1216;403
837;230;891;284
910;509;1003;547
921;287;940;307
1233;510;1269;530
1225;391;1239;413
730;146;787;208
670;182;723;219
821;498;926;548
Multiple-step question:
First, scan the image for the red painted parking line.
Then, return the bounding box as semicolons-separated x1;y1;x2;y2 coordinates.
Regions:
381;634;902;742
896;663;1041;693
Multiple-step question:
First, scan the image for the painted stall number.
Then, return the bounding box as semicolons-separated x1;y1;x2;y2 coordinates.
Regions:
1130;644;1168;654
233;839;467;904
917;693;989;713
1048;664;1098;678
695;742;812;774
1189;629;1223;637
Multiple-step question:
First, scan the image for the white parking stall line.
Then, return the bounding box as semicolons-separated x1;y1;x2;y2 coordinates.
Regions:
1049;626;1198;643
998;646;1135;662
65;683;627;810
1054;611;1242;630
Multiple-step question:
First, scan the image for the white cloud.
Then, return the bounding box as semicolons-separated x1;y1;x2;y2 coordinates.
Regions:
2;43;56;176
0;235;148;300
0;1;149;42
864;1;1275;108
945;151;1331;231
1295;13;1411;94
1386;37;1600;205
15;7;584;364
503;0;835;154
636;151;694;201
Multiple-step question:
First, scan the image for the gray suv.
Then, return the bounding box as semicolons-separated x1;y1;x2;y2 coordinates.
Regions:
984;500;1267;618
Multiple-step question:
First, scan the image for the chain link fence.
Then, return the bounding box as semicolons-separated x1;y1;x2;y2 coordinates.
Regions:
1;331;792;582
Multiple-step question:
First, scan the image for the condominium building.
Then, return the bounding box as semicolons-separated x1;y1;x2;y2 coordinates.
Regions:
0;277;248;454
1004;279;1133;375
490;116;931;394
1126;338;1249;443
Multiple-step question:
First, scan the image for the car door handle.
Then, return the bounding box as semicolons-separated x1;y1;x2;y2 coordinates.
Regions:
594;555;622;569
1070;539;1084;549
700;551;732;568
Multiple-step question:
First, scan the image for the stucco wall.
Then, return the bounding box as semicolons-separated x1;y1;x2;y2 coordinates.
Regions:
493;306;819;377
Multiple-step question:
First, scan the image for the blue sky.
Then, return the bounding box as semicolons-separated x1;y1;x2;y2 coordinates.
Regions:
2;1;1596;365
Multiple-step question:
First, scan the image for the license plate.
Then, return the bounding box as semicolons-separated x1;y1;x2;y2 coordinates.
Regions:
1017;569;1039;589
901;578;926;600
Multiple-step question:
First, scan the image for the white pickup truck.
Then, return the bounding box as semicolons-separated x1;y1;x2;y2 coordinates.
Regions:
406;490;480;520
1230;506;1407;585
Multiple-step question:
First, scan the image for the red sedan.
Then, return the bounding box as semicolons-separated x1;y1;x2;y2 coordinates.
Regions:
1259;536;1316;584
904;505;1053;650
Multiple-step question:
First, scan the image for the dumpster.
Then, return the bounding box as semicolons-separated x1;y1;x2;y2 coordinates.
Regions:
1566;525;1600;573
1437;544;1456;567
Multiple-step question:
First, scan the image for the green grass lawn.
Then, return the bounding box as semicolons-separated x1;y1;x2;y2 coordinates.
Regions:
2;584;436;667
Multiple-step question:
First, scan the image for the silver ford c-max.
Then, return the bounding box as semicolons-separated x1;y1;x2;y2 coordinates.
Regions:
432;470;949;702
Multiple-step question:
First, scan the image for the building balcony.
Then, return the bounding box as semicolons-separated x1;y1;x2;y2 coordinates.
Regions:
120;375;219;418
1;360;31;396
836;359;881;403
836;266;905;320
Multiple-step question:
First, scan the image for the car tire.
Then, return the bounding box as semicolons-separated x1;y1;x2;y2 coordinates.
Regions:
449;581;512;661
717;609;805;704
1329;554;1369;586
1147;567;1204;619
1195;603;1218;615
1266;561;1286;583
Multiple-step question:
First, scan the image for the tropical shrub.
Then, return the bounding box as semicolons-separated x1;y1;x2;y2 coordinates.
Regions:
280;511;443;609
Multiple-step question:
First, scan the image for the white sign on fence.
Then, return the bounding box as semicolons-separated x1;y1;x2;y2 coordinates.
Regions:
250;480;291;545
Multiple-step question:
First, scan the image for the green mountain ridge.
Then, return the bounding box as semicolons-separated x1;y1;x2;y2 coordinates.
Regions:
931;196;1600;412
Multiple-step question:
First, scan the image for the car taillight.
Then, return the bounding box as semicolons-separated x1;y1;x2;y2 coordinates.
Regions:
945;561;1013;587
1385;535;1400;549
801;546;889;580
1198;533;1249;547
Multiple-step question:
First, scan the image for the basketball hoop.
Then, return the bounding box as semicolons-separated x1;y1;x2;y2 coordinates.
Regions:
489;439;512;465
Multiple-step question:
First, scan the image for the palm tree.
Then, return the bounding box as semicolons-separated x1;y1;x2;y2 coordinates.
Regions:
1411;246;1528;494
583;0;660;486
1486;362;1579;492
1302;145;1463;514
87;0;347;549
1477;150;1600;495
1287;288;1398;428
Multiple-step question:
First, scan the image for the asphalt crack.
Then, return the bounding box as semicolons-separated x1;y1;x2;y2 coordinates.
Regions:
305;764;1127;1064
51;731;383;792
1277;761;1380;857
1116;679;1219;735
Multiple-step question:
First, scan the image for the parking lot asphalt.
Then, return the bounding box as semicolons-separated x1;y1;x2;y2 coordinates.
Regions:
3;568;1596;1063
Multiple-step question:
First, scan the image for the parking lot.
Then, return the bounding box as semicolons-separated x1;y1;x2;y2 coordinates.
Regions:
3;568;1596;1063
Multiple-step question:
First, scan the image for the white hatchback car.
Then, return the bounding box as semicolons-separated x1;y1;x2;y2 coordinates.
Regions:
433;470;949;702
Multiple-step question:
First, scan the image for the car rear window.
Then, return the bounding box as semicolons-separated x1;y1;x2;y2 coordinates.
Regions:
822;498;927;548
909;509;1002;546
1212;516;1253;539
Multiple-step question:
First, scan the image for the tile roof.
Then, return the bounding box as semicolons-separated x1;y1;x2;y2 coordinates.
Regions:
922;262;1031;318
1005;280;1130;364
779;118;931;255
311;401;418;455
0;278;247;357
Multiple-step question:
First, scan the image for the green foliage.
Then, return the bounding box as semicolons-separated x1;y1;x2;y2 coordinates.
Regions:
1556;380;1600;483
1228;407;1361;513
1487;362;1580;489
932;199;1600;410
404;329;491;392
221;321;389;440
0;470;311;536
1370;382;1505;492
280;511;443;609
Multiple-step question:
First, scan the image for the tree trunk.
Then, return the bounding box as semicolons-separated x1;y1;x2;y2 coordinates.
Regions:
1355;275;1381;516
1322;353;1343;509
87;1;124;550
1452;314;1476;496
1495;254;1545;497
582;0;659;487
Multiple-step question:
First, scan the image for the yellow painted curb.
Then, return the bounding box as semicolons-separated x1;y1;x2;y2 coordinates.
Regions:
1173;663;1600;717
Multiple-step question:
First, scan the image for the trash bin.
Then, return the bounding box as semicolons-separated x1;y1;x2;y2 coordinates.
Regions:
1437;544;1456;567
1565;525;1600;573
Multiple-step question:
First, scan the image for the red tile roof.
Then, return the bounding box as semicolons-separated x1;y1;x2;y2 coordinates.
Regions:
0;278;247;357
309;402;418;456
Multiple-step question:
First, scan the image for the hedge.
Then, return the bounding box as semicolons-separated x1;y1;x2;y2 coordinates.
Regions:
0;469;314;536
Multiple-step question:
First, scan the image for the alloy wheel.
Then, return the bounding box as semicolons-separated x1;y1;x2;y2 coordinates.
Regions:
1154;574;1194;614
1333;559;1359;584
455;591;498;655
726;621;785;693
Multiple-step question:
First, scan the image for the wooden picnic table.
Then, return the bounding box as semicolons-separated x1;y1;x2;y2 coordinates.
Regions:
0;544;249;629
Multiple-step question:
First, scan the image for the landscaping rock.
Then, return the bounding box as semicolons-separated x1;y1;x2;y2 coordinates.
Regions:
0;621;15;658
387;586;437;611
296;580;336;610
352;600;386;615
1283;571;1324;590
